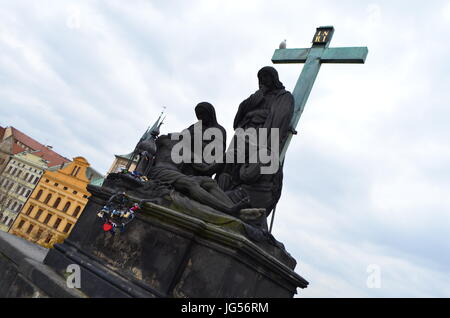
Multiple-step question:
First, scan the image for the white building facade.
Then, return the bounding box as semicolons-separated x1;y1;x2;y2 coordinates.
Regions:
0;151;48;232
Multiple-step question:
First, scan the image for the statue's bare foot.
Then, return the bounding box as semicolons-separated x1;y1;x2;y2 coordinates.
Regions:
239;208;266;221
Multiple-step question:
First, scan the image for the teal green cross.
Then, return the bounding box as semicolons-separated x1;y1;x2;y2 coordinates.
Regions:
272;26;368;162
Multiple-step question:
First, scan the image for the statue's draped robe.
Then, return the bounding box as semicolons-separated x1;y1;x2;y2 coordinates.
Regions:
227;84;294;215
183;102;227;177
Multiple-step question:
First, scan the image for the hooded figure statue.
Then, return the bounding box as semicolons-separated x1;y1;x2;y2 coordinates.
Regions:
233;66;293;148
218;66;294;220
181;102;227;177
188;102;227;152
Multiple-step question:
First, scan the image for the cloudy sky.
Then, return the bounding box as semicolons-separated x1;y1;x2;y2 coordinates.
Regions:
1;0;450;297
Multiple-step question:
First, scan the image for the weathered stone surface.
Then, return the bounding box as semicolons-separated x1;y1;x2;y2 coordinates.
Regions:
42;185;308;298
0;231;85;298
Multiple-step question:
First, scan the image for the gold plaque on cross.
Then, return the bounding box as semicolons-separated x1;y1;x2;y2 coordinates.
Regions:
312;26;334;45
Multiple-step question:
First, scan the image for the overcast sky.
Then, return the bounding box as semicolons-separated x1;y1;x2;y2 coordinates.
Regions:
1;0;450;297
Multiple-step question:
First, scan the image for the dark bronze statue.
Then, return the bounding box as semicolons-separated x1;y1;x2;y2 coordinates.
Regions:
149;134;249;216
218;66;294;220
107;68;293;235
128;113;164;177
181;102;227;178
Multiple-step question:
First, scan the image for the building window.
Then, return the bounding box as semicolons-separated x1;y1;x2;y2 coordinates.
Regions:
62;202;71;213
7;218;13;227
45;234;52;244
35;209;43;220
73;206;81;218
70;166;78;176
45;179;49;183
25;190;31;197
73;191;78;195
43;214;52;224
28;175;34;183
35;189;43;200
17;204;22;212
33;176;39;184
53;218;62;230
18;220;25;229
24;172;29;180
26;205;34;215
6;166;12;173
63;186;68;190
53;197;61;209
44;194;52;204
74;167;81;177
54;183;59;187
16;170;22;178
11;202;17;210
36;229;43;240
83;195;88;199
63;223;73;233
26;224;34;234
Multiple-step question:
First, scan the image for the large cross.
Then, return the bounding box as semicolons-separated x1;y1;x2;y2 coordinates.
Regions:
272;26;368;162
268;26;368;232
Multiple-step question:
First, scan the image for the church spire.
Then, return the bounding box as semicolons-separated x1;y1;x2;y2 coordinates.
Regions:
143;109;165;141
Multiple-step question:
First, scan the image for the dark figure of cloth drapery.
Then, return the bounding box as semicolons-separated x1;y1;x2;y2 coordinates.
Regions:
218;66;294;217
181;102;227;177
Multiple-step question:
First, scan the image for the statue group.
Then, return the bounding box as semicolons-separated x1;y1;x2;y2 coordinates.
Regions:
110;66;294;239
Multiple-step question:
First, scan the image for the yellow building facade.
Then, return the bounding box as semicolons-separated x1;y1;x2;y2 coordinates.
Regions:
10;157;102;247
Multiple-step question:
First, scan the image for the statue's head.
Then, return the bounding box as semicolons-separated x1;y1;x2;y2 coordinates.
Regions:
195;102;217;126
257;66;285;94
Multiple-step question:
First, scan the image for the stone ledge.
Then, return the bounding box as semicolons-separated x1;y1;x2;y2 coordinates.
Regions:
0;231;85;298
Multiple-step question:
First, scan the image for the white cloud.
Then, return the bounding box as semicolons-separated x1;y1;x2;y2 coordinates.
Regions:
443;2;450;21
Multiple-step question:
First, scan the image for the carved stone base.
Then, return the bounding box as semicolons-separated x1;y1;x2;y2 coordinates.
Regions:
42;184;308;298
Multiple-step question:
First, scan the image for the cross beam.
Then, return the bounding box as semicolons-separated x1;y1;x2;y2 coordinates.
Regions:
272;26;368;162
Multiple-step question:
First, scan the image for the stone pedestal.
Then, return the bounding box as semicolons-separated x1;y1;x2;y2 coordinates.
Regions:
42;184;308;298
